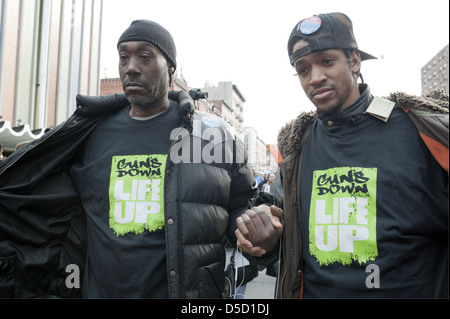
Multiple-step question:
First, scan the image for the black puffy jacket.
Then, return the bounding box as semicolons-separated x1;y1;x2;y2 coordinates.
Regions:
0;91;257;298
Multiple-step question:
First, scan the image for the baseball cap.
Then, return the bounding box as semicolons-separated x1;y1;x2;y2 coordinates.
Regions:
287;12;377;66
118;19;177;70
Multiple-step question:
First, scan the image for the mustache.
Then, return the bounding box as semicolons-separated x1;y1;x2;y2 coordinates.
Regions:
309;84;336;98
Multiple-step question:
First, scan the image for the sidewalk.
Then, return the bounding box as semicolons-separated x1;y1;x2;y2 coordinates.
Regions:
244;271;276;299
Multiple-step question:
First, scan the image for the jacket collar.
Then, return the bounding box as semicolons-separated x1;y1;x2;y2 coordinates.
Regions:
75;91;195;126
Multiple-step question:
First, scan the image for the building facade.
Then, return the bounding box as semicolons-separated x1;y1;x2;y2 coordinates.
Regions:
421;44;449;93
201;82;246;137
243;126;277;172
0;0;103;153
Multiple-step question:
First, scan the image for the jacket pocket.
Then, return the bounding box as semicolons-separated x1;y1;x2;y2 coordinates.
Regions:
0;255;16;297
198;261;225;298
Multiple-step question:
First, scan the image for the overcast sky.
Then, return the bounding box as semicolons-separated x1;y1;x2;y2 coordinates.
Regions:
100;0;449;144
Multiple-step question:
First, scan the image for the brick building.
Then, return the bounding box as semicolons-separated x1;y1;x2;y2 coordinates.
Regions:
421;44;449;93
200;82;246;137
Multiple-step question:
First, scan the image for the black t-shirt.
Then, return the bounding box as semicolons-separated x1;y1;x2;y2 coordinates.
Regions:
300;89;448;297
70;100;181;298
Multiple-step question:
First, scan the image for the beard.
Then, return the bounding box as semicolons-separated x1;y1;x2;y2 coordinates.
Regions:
123;72;169;109
308;70;356;115
126;86;165;108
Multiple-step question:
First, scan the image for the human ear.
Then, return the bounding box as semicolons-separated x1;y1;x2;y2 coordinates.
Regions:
350;51;362;75
168;65;175;87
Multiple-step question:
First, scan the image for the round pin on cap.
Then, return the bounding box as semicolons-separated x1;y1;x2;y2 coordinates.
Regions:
299;16;321;34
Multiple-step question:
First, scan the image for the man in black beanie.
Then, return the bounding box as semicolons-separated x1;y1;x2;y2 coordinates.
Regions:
117;19;177;117
0;20;256;299
69;20;256;298
117;20;177;69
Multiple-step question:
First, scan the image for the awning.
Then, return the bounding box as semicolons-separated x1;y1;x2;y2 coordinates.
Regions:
0;120;46;153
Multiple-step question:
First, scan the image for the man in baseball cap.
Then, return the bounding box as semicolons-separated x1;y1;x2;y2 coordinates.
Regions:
287;12;377;114
236;12;449;299
288;12;375;112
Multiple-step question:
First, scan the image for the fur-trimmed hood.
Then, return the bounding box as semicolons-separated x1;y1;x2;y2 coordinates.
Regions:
387;89;449;114
277;88;449;159
277;110;316;160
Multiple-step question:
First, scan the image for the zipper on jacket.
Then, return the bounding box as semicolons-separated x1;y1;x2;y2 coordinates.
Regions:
163;116;193;298
275;233;285;298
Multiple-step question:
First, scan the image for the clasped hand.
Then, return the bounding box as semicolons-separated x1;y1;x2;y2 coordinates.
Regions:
235;204;284;257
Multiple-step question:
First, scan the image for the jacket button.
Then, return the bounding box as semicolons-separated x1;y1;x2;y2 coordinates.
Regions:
170;271;176;278
167;218;174;225
166;169;171;176
327;120;333;127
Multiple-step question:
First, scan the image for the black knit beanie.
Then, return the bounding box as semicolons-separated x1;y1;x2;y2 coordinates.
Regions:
117;20;177;70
